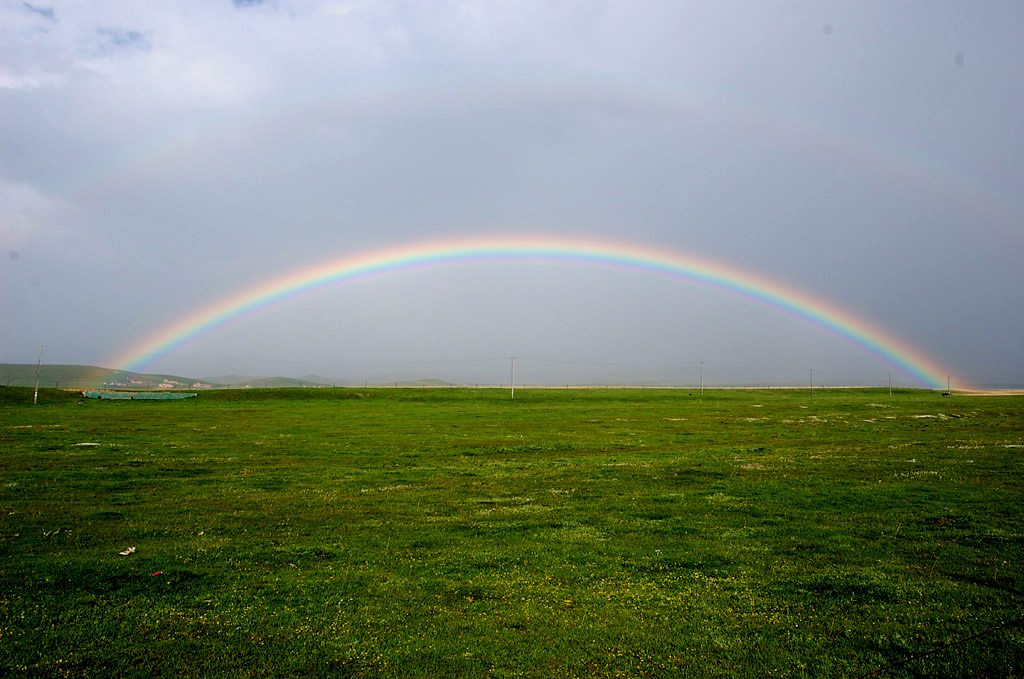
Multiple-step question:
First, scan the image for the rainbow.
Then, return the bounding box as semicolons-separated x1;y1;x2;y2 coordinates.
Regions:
117;236;958;389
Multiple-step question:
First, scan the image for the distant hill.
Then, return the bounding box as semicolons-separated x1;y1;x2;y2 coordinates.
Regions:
366;378;459;388
0;364;221;390
0;364;340;390
298;374;346;387
203;375;334;389
199;374;256;386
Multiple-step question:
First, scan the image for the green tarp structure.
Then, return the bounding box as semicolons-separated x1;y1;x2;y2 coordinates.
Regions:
82;391;197;400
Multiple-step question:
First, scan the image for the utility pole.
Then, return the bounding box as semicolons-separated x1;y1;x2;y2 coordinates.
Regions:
33;345;42;405
511;356;516;400
888;373;892;398
809;369;814;397
700;361;704;397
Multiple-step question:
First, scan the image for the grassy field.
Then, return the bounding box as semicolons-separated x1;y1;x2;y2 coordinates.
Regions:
1;386;1022;678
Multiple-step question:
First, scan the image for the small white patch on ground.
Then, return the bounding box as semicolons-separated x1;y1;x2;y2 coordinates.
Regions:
894;470;940;479
472;496;533;504
550;523;606;542
360;484;412;494
477;502;547;516
705;492;744;505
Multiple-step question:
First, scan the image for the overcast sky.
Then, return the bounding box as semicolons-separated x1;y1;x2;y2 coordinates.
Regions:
2;1;1022;387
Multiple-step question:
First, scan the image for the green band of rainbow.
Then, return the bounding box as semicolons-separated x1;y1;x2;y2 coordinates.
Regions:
118;236;958;389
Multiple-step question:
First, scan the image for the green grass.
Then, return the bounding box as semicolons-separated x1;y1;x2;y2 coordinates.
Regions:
1;386;1022;677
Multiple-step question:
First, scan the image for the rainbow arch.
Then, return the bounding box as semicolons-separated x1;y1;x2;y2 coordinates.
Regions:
116;236;959;389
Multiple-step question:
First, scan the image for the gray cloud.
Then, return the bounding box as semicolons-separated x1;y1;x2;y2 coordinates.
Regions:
1;1;1021;387
95;27;151;51
22;3;54;20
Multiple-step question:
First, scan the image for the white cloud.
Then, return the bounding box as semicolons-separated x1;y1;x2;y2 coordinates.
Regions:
0;69;62;89
0;180;66;242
